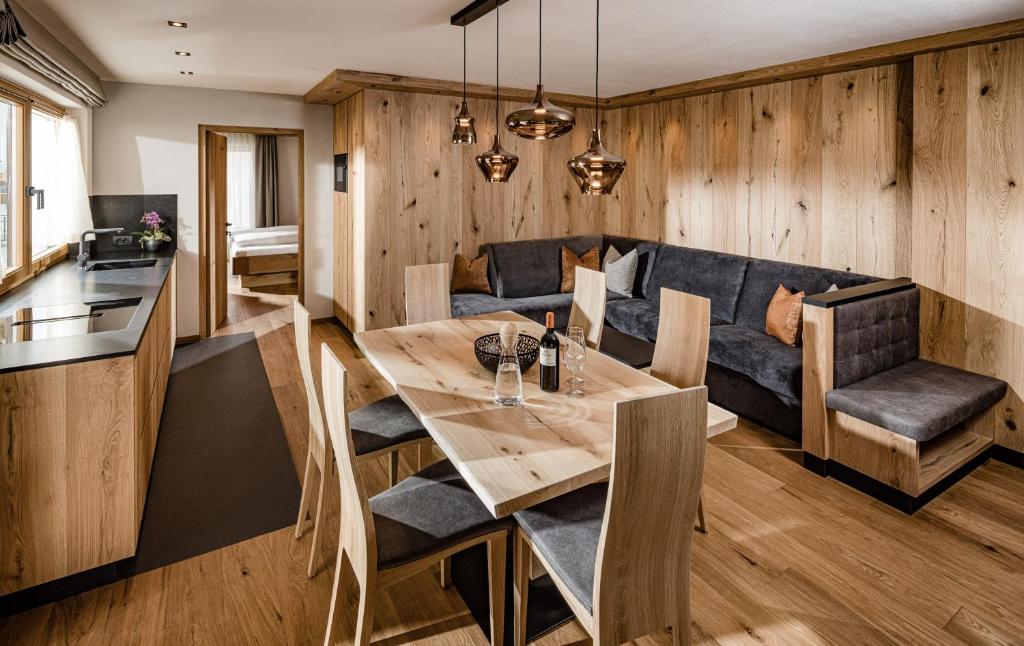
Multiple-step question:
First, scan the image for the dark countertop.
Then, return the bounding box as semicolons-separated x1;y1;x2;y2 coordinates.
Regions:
0;250;176;374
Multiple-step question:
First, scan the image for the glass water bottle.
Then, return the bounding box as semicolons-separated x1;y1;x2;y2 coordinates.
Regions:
494;322;523;406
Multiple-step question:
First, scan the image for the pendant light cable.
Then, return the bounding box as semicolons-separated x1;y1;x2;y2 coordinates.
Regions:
594;0;600;123
463;26;467;101
538;0;543;84
495;3;500;129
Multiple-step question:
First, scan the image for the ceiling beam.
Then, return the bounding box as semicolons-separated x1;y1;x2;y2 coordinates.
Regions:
450;0;513;27
304;68;604;109
605;17;1024;108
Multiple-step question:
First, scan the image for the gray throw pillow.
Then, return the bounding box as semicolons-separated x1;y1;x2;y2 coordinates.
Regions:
603;246;638;297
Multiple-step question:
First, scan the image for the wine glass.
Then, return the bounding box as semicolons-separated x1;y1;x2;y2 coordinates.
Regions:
563;326;587;398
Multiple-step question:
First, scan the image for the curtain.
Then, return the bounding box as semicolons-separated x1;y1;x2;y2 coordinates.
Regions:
254;135;279;228
29;113;92;254
54;114;92;242
227;133;256;231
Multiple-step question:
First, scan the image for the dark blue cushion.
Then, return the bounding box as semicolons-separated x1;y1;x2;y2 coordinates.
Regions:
709;325;803;400
601;235;659;298
733;259;876;333
604;298;660;342
349;394;428;456
645;245;750;325
488;235;602;298
513;482;607;614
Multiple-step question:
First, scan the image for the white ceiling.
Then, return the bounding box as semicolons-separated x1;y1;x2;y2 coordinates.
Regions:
23;0;1024;98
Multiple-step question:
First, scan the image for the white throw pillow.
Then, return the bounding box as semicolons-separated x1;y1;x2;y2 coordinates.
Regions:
603;246;638;297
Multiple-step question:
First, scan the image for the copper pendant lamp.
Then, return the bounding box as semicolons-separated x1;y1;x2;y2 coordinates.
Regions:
568;0;625;195
505;0;574;140
452;25;476;144
476;3;519;182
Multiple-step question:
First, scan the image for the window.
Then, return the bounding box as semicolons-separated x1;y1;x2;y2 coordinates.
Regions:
227;133;256;231
31;110;60;257
0;97;23;277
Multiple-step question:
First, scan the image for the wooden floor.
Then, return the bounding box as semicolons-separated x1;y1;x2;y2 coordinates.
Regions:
2;295;1023;645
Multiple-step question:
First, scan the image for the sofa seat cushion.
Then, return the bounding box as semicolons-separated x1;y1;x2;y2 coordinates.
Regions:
452;291;627;328
825;359;1008;442
604;298;660;341
708;325;803;401
645;245;750;324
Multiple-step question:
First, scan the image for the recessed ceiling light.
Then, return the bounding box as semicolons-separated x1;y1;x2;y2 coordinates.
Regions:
167;20;187;28
175;51;191;57
180;71;194;76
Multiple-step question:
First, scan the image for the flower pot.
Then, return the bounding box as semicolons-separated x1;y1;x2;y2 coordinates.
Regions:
143;239;163;252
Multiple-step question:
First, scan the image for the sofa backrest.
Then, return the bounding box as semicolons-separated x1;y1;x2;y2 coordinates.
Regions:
645;245;750;324
485;235;603;298
734;259;876;333
833;287;920;388
601;235;660;298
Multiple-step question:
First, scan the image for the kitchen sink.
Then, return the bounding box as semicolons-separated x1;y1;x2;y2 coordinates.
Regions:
87;259;158;271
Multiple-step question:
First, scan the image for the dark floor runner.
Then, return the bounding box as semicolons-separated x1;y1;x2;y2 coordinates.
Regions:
0;333;300;617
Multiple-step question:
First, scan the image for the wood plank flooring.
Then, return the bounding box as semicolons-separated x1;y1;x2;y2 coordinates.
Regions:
1;293;1022;645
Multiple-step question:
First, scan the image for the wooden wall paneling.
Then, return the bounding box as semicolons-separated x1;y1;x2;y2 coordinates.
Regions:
788;76;823;266
333;100;354;329
461;97;508;255
363;89;397;329
659;97;687;247
912;50;968;366
894;61;915;278
965;39;1024;451
597;108;624;236
711;90;740;252
349;92;367;333
505;101;546;243
334;100;349;155
686;94;717;250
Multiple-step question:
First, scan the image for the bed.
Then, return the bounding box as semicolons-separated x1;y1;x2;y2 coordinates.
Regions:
230;225;298;292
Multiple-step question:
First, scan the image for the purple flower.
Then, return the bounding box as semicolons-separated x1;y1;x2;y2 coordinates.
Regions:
141;211;163;229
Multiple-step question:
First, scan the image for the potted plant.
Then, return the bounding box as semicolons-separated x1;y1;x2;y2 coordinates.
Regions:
135;211;172;252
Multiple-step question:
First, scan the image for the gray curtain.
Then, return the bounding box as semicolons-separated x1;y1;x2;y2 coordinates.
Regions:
254;135;279;228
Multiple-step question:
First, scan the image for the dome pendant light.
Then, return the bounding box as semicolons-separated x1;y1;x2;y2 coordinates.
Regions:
476;3;519;183
505;0;575;140
568;0;625;195
452;25;477;145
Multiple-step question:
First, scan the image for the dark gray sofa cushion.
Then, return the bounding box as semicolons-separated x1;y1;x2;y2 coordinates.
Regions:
645;245;750;325
709;325;803;401
833;288;920;388
452;291;627;328
349;394;428;456
825;359;1008;442
487;235;602;298
601;235;659;298
734;259;876;333
513;482;607;614
371;459;512;570
604;298;660;341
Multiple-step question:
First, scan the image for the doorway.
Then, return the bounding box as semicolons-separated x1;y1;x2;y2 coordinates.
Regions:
199;126;304;337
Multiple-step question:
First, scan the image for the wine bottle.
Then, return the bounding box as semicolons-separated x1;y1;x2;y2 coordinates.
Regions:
539;311;560;392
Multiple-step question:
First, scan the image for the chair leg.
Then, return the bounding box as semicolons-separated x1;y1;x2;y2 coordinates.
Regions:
672;569;693;646
352;580;376;646
439;557;452;588
487;533;507;646
307;468;327;578
295;451;315;539
514;530;531;646
324;548;350;646
695;496;708;534
388;450;400;487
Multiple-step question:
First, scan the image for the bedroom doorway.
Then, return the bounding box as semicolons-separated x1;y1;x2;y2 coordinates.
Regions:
199;125;304;337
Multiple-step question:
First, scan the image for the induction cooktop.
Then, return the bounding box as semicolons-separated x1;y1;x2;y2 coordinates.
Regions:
0;298;142;345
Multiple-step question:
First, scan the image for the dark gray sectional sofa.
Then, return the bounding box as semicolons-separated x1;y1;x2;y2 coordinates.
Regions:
450;234;877;440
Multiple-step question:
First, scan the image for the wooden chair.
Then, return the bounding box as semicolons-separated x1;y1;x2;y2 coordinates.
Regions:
567;266;607;350
320;344;511;646
648;288;713;533
513;387;709;646
292;301;431;578
404;263;451;325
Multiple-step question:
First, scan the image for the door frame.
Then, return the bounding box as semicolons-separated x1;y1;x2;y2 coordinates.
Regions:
198;125;305;338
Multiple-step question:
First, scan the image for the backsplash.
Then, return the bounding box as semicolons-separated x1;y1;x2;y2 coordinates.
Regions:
84;195;179;254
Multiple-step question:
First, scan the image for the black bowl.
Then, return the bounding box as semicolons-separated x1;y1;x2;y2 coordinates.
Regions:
474;333;540;373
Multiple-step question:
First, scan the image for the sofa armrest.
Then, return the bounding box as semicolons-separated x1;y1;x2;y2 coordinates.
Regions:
803;277;915;308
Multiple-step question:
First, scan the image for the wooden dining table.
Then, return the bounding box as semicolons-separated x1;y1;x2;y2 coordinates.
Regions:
354;311;738;519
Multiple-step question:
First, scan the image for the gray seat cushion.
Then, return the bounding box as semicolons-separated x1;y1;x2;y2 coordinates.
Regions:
513;482;607;614
825;359;1008;442
452;291;627;328
349;394;428;456
371;459;512;569
486;235;602;298
604;298;659;341
645;245;750;324
709;325;803;401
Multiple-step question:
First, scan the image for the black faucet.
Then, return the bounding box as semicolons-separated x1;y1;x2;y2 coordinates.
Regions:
78;228;125;268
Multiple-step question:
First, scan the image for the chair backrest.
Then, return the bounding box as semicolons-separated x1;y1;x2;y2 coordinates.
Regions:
593;386;708;643
293;301;328;469
405;263;451;325
567;266;607;350
320;344;378;586
650;288;711;388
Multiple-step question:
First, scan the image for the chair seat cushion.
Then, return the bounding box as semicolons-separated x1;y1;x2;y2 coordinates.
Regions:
451;292;628;328
349;394;429;456
708;325;803;401
371;459;512;570
513;482;607;614
825;359;1008;442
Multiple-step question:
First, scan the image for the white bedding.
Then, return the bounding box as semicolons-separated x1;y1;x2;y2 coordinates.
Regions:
231;242;298;258
230;225;297;248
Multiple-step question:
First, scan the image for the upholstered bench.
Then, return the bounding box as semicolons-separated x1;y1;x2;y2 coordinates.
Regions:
802;279;1009;512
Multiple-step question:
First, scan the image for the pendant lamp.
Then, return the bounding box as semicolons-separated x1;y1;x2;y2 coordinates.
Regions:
476;3;519;183
505;0;574;140
568;0;625;195
452;25;477;144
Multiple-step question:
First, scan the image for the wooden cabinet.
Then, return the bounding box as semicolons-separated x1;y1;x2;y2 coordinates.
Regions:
0;259;176;595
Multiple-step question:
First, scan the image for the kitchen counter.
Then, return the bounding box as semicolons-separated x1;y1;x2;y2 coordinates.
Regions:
0;250;176;374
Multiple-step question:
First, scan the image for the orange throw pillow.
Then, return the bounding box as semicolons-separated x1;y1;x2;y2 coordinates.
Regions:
765;284;805;346
560;246;600;293
451;254;491;294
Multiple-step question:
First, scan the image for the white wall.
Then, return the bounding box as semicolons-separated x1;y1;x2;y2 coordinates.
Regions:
91;81;333;337
277;135;299;225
